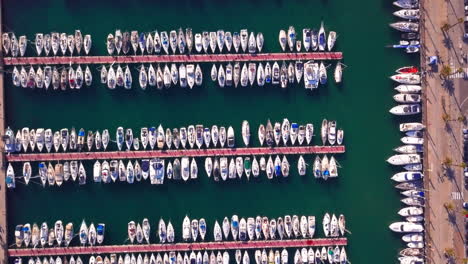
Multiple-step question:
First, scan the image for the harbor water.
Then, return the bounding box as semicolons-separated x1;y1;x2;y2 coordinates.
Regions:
3;0;419;263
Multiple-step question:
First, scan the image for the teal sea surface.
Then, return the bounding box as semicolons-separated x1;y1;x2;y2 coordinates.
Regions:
4;0;419;263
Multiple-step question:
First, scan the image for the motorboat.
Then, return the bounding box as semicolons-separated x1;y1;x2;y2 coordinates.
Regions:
395;84;421;94
391;171;423;182
389;222;423;233
227;126;235;148
394;145;423;154
400;122;425;132
398;206;424;217
389;104;421;115
387;154;421;165
394;93;421;103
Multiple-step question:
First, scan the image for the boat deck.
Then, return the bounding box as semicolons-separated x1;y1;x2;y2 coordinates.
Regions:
8;238;348;257
5;146;345;162
3;52;343;66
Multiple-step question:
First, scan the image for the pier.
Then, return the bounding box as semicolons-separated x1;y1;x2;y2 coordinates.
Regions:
8;238;348;257
5;145;345;162
3;52;343;66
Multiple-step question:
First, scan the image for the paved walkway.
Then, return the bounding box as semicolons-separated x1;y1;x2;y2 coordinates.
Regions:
422;0;468;262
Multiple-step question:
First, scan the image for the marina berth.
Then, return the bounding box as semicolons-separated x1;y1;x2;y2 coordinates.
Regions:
10;214;347;254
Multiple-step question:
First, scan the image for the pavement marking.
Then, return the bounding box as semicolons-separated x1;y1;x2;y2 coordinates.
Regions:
451;191;464;200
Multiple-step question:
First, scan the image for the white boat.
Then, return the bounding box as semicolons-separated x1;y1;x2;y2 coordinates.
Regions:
182;216;191;241
214;221;222;242
390;73;420;84
387;154;421;165
398;207;424;217
321;119;328;145
323;213;330;237
248;32;256;54
401;136;424;145
194;33;202;53
391;171;423;182
394;94;421;103
218;65;225;87
393;0;419;8
209;32;217;53
327;31;336;51
318;22;326;51
389;104;421;115
390;21;419;33
256;33;264;52
393;9;420;20
191;219;199;242
287;26;296;51
394;145;422;154
327;121;336;145
241;121;250;147
389;222;424;233
395;85;422;93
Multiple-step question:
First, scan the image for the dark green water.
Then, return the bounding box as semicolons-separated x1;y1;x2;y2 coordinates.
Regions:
3;0;419;263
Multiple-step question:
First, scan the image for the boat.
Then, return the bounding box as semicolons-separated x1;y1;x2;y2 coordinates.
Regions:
327;31;337;51
394;93;421;104
394;144;423;154
287;26;296;51
107;66;117;89
321;119;328;145
390;22;419;32
387;154;421;165
400;122;425;132
218;65;225;87
398;206;424;217
214;221;222;242
241;120;251;146
280;63;288;88
273;122;281;146
278;30;287;51
393;0;419;8
395;85;422;93
318;22;326;51
211;64;218;81
240;29;248;52
54;221;64;246
135;223;144;244
319;62;327;85
390;73;420;84
389;104;421;115
322;213;330;237
216;30;225;52
248;32;256;54
389;222;423;233
227;126;235;148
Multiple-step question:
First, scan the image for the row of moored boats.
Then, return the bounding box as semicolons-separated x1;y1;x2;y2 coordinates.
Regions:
387;63;426;263
11;65;92;90
6;154;339;188
210;61;343;90
2;30;91;57
14;220;104;248
388;66;422;116
389;0;420;55
5;120;342;153
12;246;348;264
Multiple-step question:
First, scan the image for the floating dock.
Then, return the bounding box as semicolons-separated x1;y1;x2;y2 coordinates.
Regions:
5;146;345;162
3;52;343;66
8;238;348;257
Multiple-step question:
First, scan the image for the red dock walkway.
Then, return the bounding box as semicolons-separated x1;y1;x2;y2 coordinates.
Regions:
5;146;345;163
3;52;343;66
8;238;348;257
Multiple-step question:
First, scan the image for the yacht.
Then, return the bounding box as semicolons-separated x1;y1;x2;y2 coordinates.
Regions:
387;154;421;165
393;9;420;20
389;104;421;115
390;73;420;84
395;84;421;93
389;222;423;233
389;22;419;33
